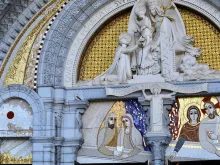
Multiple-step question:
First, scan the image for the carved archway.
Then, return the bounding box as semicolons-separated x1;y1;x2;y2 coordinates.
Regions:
37;0;220;88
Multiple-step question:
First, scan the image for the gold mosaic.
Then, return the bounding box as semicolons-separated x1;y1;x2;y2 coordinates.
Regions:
0;153;32;164
3;0;68;86
177;97;220;139
99;101;126;133
179;8;220;70
79;7;220;81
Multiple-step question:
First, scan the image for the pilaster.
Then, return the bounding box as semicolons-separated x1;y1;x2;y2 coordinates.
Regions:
30;137;55;165
61;100;89;165
54;102;64;165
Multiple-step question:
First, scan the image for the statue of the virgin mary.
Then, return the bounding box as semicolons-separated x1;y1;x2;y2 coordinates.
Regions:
128;0;201;81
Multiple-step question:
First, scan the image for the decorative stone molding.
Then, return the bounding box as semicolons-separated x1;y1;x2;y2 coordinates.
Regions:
106;83;208;97
54;137;64;165
63;0;136;87
0;0;50;67
0;84;45;136
175;0;220;27
61;100;89;165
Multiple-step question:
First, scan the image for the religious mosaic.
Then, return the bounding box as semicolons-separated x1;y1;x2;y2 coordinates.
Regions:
97;101;148;159
0;99;33;137
78;101;151;163
0;140;32;164
168;96;220;160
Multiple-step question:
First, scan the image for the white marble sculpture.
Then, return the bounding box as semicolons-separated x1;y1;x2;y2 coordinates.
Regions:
142;84;175;133
179;54;220;81
78;0;220;86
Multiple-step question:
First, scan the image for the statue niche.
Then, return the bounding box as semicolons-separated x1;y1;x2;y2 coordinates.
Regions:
78;0;220;86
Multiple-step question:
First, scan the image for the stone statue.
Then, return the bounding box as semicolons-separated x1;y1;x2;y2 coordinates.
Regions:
127;0;215;82
199;101;220;157
142;84;176;132
135;6;153;46
92;33;141;85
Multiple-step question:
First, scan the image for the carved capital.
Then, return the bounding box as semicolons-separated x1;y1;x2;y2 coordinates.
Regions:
75;110;84;139
145;134;171;165
55;112;63;127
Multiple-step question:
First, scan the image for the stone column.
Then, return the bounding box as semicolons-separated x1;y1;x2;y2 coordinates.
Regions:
54;103;64;165
61;100;89;165
145;134;171;165
139;95;174;165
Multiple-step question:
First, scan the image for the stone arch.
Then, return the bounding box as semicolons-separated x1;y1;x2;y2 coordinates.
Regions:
37;0;110;87
0;84;45;137
0;0;50;67
37;0;220;88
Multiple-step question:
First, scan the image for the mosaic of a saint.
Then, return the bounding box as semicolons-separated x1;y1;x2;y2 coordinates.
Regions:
169;97;220;160
97;101;147;159
178;106;201;142
97;112;118;155
170;106;201;159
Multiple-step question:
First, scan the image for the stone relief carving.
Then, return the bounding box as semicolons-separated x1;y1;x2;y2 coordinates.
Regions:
106;82;208;97
179;54;220;81
77;0;220;86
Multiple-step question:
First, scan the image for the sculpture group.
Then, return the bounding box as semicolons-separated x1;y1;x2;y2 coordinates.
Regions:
79;0;220;86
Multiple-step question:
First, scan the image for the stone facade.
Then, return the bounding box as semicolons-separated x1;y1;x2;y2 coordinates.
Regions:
0;0;220;165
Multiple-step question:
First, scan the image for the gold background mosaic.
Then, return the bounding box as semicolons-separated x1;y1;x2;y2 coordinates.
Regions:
3;0;68;87
99;101;126;133
0;153;32;164
177;97;220;139
79;7;220;81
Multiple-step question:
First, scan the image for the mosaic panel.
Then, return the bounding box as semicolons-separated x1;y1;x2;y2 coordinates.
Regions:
0;140;32;164
0;99;33;137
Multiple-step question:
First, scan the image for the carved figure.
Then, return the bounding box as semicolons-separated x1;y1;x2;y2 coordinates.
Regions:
179;54;220;80
142;84;175;132
94;33;140;84
128;0;201;81
169;106;201;160
135;6;153;46
97;112;118;156
115;114;143;158
199;100;220;157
